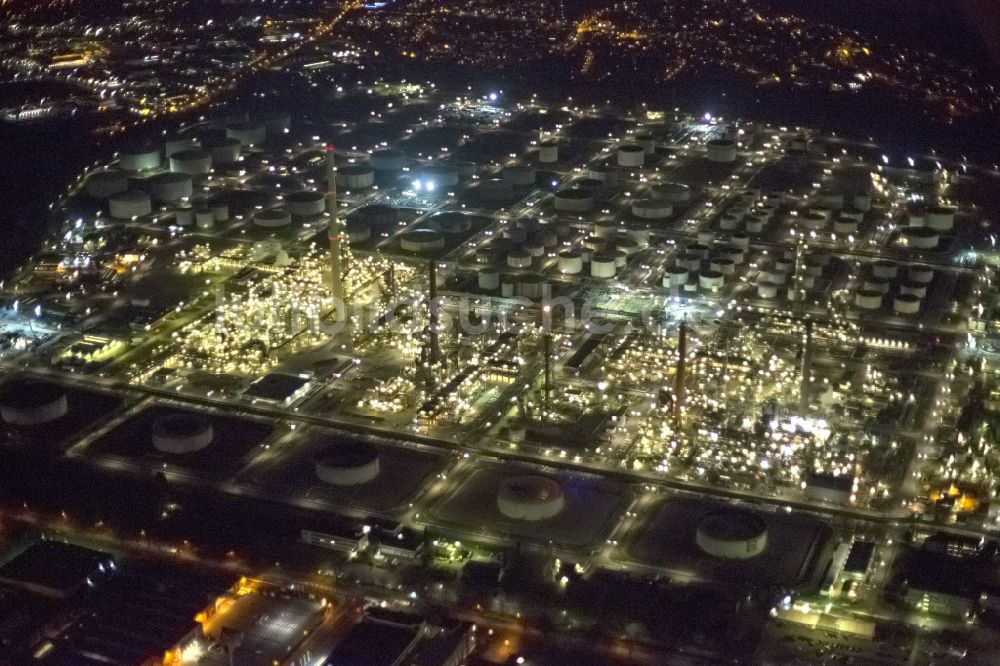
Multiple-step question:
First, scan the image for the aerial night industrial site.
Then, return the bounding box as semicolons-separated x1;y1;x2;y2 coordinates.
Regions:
1;0;1000;664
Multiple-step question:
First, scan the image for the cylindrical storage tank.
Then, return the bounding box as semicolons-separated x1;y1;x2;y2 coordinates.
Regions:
706;139;737;163
679;252;702;272
908;266;935;284
400;229;444;252
86;169;129;199
164;135;198;158
478;268;500;291
696;510;768;559
699;270;724;291
507;249;533;269
341;221;369;244
201;135;242;165
503;227;527;244
497;475;565;521
853;193;872;212
558;250;583;274
758;281;780;299
730;232;750;249
817;189;844;210
152;414;213;454
226;121;266;146
315;442;380;486
479;178;514;201
710;257;736;275
285;190;326;218
719;213;741;231
536;228;558;248
169;149;212;175
666;266;689;287
899;281;928;298
926;206;956;231
872;260;898;280
516;274;547;300
254;208;291;228
688;243;711;260
696;231;715;248
613;250;628;268
632;199;673;220
211;200;229;222
503;164;536;187
583;236;608;252
775;258;793;273
719;245;744;264
591;252;617;278
0;380;68;425
337;164;375;190
801;212;827;231
894;294;922;315
855;289;883;310
538;140;559;163
108;190;152;219
516;217;540;233
119;145;161;172
501;281;515;298
762;270;787;285
615;238;639;256
617;143;645;167
834;218;859;235
454;161;478;179
174;206;193;227
475;247;496;264
810;205;834;220
594;219;618;240
901;227;939;249
195;208;215;230
745;215;766;234
765;191;785;205
864;278;891;294
588;164;619;187
524;238;545;257
799;274;816;289
371;148;407;171
146;172;193;202
420;164;460;190
651;182;691;203
554;188;594;213
840;208;864;222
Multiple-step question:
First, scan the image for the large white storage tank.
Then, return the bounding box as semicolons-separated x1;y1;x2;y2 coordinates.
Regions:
146;172;193;202
632;199;673;220
706;139;737;163
553;188;594;213
337;164;376;190
503;164;536;187
169;149;212;176
108;190;152;219
537;140;559;163
651;182;691;203
617;144;645;167
372;148;407;172
254;208;292;228
285;190;326;218
696;509;767;559
119;145;161;172
497;475;565;521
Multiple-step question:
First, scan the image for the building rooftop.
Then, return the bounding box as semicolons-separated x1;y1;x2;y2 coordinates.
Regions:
0;541;112;599
324;617;421;666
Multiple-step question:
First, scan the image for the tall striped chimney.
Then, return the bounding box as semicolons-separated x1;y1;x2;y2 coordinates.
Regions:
326;145;345;314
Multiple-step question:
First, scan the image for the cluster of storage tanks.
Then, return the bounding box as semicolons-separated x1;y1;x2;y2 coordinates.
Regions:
853;260;935;315
86;117;294;222
899;204;956;250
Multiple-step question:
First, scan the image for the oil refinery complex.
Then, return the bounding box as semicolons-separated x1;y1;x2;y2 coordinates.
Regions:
4;82;1000;664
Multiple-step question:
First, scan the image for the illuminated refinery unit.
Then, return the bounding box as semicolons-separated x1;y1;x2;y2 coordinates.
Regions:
6;82;1000;635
